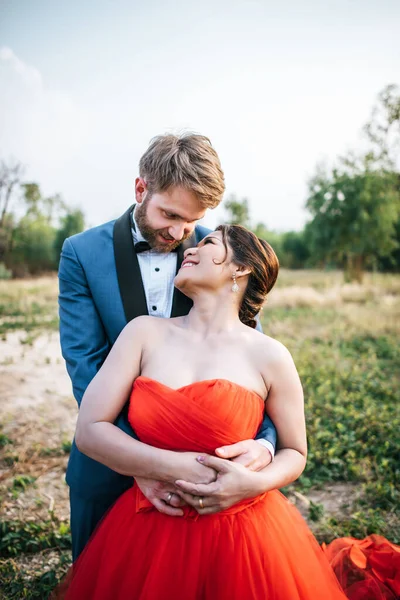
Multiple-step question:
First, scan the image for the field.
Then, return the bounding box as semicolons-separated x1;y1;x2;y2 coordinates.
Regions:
0;271;399;598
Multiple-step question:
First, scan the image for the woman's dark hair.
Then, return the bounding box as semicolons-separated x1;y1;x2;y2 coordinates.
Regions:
216;224;279;328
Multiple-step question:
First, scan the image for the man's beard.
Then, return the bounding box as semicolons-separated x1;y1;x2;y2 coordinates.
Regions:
135;199;192;253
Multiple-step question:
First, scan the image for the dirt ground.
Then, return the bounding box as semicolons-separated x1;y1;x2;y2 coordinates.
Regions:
0;331;76;524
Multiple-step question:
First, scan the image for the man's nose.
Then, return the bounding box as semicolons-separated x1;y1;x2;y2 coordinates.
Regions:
169;222;193;241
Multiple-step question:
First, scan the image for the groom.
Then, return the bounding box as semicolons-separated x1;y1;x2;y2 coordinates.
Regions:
59;133;277;560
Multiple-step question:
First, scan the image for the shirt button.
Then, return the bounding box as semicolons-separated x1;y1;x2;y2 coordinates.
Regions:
152;306;157;311
155;268;160;272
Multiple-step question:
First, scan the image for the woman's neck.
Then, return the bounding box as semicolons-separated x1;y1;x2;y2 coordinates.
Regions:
182;291;242;337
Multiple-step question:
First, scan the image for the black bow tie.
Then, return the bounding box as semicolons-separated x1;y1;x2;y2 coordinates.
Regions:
134;240;179;254
134;241;152;253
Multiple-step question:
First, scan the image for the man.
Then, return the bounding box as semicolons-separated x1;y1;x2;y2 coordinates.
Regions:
59;133;277;560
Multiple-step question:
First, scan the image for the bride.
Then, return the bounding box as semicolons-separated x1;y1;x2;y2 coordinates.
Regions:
56;224;347;599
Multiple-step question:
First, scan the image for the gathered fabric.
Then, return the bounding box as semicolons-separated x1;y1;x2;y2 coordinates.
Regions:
323;535;400;599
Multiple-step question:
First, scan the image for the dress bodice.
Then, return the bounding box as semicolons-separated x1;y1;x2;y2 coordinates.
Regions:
128;377;266;518
128;376;265;455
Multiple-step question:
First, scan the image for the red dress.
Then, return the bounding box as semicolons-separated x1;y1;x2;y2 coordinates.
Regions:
323;535;400;599
58;377;350;599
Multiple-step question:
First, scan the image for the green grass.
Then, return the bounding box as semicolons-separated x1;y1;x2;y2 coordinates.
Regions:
264;298;400;544
0;556;70;600
0;277;59;338
0;519;71;598
0;519;71;558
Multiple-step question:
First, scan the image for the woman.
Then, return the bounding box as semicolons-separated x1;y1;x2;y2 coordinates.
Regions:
56;225;348;599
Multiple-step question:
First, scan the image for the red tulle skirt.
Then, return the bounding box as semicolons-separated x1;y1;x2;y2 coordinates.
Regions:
323;535;400;599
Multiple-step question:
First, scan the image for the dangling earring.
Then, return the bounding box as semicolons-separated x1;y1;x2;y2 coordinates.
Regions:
231;272;239;293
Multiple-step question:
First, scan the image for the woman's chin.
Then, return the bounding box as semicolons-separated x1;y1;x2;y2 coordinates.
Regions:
174;272;194;294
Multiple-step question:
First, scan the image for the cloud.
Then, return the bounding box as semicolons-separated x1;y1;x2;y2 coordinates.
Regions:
0;47;89;174
0;46;42;87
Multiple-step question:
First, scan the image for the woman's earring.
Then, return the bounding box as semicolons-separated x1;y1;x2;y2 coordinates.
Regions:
231;273;239;293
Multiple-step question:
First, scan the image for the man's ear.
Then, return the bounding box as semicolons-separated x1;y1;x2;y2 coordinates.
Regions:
135;177;148;204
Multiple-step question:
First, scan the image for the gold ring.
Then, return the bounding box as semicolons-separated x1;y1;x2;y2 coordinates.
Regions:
198;497;204;509
166;493;173;504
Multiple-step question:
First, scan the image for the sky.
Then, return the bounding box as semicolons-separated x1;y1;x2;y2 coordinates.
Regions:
1;0;399;231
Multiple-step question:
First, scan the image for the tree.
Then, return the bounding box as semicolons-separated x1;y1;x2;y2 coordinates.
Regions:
0;159;24;227
10;214;57;275
253;222;286;265
281;231;311;269
305;84;400;280
1;174;85;276
363;84;400;170
223;194;251;227
363;84;400;272
377;218;400;272
305;164;400;281
0;159;24;262
22;183;65;224
54;209;85;260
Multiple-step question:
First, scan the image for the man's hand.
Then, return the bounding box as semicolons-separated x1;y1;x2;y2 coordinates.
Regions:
135;477;186;517
215;439;272;471
174;455;265;515
135;453;217;517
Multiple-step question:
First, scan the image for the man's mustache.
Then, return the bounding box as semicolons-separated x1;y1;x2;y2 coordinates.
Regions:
159;230;190;243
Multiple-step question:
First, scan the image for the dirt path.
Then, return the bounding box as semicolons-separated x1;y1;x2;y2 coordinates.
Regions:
0;331;77;523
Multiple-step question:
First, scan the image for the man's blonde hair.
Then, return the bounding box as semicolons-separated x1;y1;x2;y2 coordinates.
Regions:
139;133;225;208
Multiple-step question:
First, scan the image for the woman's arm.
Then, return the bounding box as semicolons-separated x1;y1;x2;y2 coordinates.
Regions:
256;340;307;490
75;316;213;484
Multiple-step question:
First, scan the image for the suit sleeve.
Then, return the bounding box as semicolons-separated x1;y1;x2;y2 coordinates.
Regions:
254;315;277;454
255;413;277;457
255;313;262;333
58;237;111;406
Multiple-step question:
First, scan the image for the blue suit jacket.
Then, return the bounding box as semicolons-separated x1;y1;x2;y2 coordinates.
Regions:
59;205;277;500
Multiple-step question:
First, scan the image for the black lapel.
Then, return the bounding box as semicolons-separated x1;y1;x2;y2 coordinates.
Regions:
113;204;148;322
170;232;197;318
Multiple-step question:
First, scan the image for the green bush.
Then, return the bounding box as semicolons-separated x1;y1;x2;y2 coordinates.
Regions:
0;519;71;558
0;552;70;599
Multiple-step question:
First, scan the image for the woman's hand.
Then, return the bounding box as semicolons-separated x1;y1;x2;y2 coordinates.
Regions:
167;451;218;485
174;455;265;515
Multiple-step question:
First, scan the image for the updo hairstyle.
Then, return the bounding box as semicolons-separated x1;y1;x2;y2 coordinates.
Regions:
216;225;279;328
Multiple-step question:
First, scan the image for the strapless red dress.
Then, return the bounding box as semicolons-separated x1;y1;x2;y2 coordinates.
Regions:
58;377;350;599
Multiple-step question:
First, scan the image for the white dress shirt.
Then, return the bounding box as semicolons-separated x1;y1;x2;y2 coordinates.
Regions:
131;208;274;460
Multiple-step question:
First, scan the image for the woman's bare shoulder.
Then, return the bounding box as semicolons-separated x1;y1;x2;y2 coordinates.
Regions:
246;327;294;366
121;315;170;339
